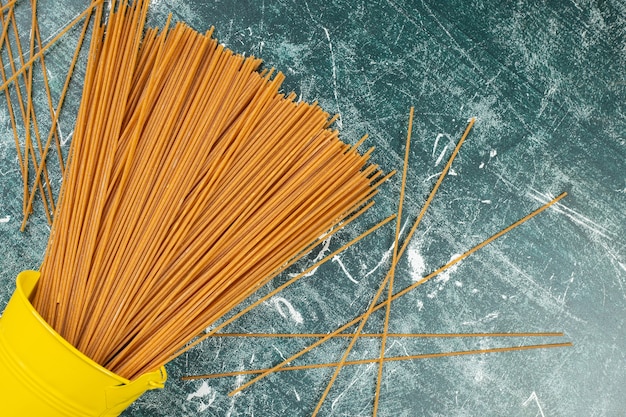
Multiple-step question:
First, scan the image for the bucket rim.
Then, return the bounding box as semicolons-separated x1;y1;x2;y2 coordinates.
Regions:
14;270;166;385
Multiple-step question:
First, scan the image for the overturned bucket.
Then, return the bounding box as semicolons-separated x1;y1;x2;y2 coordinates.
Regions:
0;270;167;417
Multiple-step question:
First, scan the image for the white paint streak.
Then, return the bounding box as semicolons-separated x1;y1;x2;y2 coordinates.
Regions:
424;253;463;298
420;1;483;75
272;297;304;324
478;150;497;170
187;382;213;401
187;381;217;412
332;256;359;283
364;244;392;278
231;372;246;399
437;254;462;283
61;129;74;146
323;26;342;128
432;133;450;157
330;363;376;411
288;236;332;278
560;273;575;303
435;144;449;166
0;215;9;223
407;243;426;281
272;345;288;361
363;219;410;279
528;189;613;240
462;311;499;326
424;171;443;182
523;391;546;417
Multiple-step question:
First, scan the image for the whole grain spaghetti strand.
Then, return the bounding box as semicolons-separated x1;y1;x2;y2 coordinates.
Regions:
51;1;123;335
72;16;175;347
123;158;376;372
170;179;395;361
374;107;413;416
0;2;26;214
80;24;220;355
78;28;224;344
3;2;100;226
104;79;310;342
182;342;573;380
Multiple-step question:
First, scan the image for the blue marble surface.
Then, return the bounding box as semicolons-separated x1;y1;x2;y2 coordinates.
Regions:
0;1;624;416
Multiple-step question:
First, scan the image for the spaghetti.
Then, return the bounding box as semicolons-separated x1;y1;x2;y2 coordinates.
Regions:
31;0;385;382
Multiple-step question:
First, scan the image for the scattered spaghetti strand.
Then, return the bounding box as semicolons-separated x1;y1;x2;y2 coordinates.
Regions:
374;106;413;417
182;342;573;380
227;191;566;396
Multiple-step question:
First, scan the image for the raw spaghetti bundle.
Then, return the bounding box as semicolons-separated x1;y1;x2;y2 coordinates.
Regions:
31;0;384;381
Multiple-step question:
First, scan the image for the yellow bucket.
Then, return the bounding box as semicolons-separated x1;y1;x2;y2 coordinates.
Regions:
0;270;167;417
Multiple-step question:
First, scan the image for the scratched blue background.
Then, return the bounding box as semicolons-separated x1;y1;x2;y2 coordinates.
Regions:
0;0;625;416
